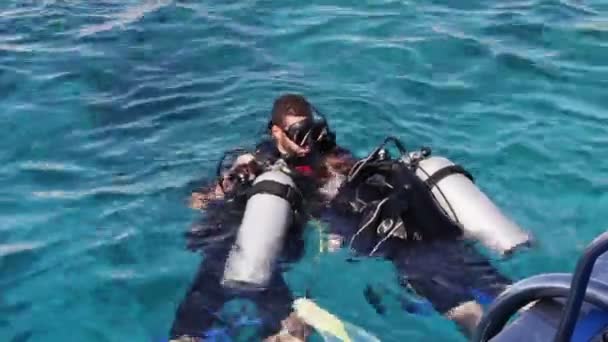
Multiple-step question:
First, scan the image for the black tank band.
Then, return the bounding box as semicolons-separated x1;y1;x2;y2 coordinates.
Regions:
247;180;303;209
424;165;474;188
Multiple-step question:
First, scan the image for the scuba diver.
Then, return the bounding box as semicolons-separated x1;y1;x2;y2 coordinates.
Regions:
171;93;517;341
170;94;354;342
320;137;515;337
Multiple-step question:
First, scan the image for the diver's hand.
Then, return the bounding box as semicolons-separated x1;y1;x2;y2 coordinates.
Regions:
264;311;311;342
326;233;343;252
189;191;210;210
216;153;258;195
188;153;257;210
189;185;224;210
310;218;343;253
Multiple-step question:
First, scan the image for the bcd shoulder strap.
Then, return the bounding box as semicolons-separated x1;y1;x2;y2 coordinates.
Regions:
246;178;303;211
423;164;474;188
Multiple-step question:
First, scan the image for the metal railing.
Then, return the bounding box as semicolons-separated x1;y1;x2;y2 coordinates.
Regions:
473;231;608;342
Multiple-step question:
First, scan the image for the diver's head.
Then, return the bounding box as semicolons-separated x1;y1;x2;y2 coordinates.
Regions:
269;94;315;158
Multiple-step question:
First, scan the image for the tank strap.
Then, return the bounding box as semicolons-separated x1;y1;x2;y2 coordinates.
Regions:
424;165;474;188
247;180;303;210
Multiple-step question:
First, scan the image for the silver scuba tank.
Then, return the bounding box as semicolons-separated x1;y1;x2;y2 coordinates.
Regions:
221;165;300;291
413;155;532;256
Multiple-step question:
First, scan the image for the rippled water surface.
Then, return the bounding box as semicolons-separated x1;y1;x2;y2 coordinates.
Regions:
1;0;608;341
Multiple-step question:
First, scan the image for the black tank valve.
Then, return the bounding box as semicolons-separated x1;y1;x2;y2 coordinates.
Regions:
378;148;390;160
420;146;432;157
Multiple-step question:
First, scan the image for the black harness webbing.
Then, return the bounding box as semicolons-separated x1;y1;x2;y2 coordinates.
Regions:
423;165;474;188
247;180;303;209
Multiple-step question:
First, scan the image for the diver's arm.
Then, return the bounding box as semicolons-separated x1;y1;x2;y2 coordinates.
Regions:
189;153;257;210
189;183;225;210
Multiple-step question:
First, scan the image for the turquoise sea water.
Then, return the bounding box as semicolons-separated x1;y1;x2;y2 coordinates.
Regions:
1;0;608;341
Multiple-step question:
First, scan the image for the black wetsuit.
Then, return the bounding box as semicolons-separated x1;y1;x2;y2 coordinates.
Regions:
170;207;304;339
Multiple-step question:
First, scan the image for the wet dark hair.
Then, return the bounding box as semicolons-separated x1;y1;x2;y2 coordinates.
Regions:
270;94;313;128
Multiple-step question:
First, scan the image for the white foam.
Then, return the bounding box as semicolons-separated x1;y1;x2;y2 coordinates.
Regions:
78;0;172;38
0;242;45;257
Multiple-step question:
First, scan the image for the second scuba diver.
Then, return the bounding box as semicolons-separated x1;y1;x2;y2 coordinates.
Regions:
170;94;354;341
170;94;514;341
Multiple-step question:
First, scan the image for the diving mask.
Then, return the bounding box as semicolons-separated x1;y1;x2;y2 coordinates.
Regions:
268;106;336;152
